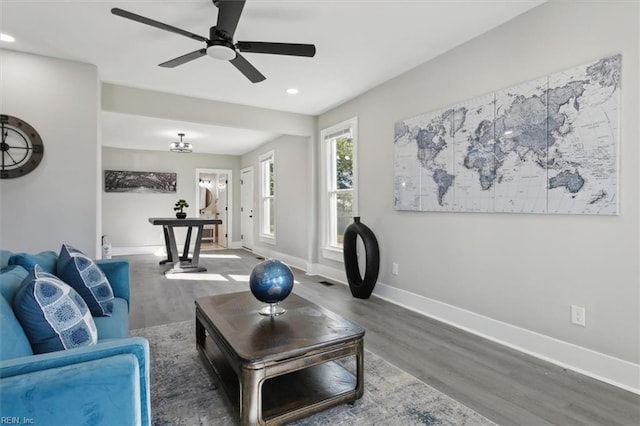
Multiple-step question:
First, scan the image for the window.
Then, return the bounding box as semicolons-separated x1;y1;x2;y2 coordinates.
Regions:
259;151;275;242
321;118;357;260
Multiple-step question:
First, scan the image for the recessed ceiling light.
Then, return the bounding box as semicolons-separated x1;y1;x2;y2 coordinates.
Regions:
286;88;299;95
0;33;16;43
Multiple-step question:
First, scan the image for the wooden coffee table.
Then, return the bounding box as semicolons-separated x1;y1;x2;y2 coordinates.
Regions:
195;291;365;425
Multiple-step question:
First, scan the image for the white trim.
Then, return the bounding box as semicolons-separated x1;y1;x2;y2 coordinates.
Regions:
249;247;307;272
112;245;162;256
304;261;639;394
320;117;358;260
307;262;348;285
258;235;276;245
112;244;640;394
258;150;276;241
321;247;344;263
227;241;243;249
240;166;255;251
371;281;640;395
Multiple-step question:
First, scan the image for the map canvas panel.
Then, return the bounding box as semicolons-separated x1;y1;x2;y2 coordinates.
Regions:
392;54;620;216
546;55;620;215
394;121;422;211
493;77;549;214
416;108;455;211
452;94;496;213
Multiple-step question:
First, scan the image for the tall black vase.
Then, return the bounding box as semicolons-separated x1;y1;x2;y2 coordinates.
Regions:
343;217;380;299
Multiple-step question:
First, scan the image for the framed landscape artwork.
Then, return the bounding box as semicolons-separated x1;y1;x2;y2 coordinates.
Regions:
104;170;176;193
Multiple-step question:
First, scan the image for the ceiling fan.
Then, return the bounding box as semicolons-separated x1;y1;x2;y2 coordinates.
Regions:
111;0;316;83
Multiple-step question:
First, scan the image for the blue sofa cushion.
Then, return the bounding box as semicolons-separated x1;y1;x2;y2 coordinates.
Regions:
13;265;98;354
94;297;129;340
0;296;33;360
9;251;58;274
0;264;29;305
0;250;12;269
57;244;114;317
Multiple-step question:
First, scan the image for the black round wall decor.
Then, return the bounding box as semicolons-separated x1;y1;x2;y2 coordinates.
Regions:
343;217;380;299
0;114;44;179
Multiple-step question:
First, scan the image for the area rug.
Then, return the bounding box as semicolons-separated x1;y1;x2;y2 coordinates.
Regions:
132;321;496;425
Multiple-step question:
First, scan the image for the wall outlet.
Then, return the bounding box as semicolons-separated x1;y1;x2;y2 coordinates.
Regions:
571;305;586;327
392;262;399;275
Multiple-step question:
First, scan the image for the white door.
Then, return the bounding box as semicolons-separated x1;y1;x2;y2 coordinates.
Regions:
241;168;254;250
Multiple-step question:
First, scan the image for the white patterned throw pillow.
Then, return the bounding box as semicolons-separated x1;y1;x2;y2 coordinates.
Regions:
13;265;98;354
57;244;114;316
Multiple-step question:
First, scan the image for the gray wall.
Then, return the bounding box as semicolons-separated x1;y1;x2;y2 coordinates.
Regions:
318;1;639;364
241;135;310;265
102;147;241;249
0;49;101;256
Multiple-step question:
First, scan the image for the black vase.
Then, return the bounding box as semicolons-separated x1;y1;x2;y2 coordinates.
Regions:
343;217;380;299
175;212;187;219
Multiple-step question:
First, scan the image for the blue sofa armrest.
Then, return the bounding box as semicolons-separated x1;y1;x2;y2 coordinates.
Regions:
0;337;150;426
96;259;130;308
1;354;141;426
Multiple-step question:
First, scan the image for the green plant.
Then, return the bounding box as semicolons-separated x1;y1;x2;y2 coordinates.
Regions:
174;199;189;213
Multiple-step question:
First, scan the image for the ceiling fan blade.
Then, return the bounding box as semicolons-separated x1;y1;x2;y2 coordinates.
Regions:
236;42;316;57
215;0;246;39
111;8;208;43
159;49;207;68
230;53;266;83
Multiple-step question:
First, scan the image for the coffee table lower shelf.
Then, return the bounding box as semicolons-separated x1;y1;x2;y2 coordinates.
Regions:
198;335;359;425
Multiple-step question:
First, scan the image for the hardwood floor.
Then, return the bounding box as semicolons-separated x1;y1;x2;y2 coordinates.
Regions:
126;249;640;425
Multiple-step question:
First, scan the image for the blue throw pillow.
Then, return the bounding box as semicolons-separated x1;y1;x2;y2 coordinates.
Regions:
13;265;98;354
9;251;58;274
56;244;114;317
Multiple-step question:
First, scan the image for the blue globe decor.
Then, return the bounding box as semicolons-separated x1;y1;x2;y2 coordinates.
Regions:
249;259;294;316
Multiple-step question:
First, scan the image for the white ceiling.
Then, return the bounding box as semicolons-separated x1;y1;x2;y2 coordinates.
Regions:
1;0;545;155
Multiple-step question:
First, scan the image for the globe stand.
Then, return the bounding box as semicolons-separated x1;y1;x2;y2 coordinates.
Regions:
259;303;286;317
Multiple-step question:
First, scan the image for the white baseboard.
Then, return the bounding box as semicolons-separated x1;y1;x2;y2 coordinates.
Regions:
249;247;308;272
111;245;163;256
374;281;640;394
113;242;242;256
227;241;243;249
111;248;639;394
308;263;639;395
307;263;347;285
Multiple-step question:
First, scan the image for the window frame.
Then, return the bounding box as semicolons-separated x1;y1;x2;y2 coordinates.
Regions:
320;117;358;262
258;150;276;244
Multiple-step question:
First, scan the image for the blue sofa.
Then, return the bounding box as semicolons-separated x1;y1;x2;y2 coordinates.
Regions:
0;250;151;426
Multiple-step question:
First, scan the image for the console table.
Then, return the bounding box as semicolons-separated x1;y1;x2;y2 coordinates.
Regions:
148;217;222;274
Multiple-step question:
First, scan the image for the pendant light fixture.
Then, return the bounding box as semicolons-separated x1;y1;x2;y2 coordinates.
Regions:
170;133;192;153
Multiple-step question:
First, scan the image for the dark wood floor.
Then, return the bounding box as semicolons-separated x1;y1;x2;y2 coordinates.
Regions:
126;249;640;426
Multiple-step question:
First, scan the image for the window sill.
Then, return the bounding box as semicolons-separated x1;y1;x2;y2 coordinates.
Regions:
259;234;276;245
322;246;344;262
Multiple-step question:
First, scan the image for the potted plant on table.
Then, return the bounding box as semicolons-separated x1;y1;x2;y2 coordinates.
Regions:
174;199;189;219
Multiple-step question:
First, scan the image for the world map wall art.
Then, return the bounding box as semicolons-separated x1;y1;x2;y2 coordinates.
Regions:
394;54;620;215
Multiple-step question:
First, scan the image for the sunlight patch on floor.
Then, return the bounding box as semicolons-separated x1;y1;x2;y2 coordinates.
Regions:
150;251;240;260
228;275;249;282
165;273;228;281
199;254;241;259
153;248;166;257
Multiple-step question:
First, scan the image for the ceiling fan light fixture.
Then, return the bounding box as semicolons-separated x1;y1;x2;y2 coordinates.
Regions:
170;133;192;153
207;40;236;61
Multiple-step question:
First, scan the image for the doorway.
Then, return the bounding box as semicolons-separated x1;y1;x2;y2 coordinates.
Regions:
240;167;254;251
195;168;232;250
